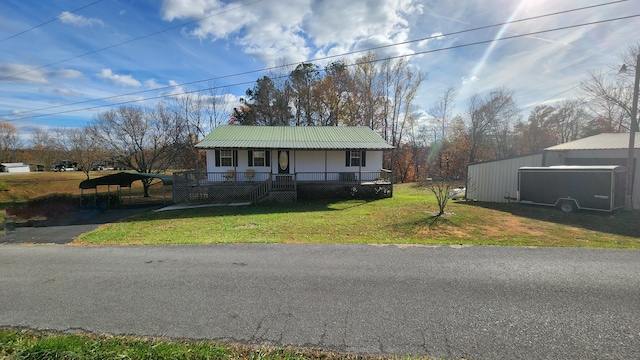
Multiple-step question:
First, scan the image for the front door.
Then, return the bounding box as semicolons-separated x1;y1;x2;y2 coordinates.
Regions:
278;150;289;174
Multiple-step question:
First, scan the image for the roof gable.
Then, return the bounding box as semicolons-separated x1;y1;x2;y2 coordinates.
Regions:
545;132;640;151
196;125;394;150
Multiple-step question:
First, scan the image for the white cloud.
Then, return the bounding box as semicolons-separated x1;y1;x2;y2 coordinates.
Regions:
59;11;104;27
97;69;141;87
0;64;81;85
418;32;445;48
0;63;48;83
41;87;83;97
52;69;83;79
160;0;418;66
145;79;162;89
461;76;479;85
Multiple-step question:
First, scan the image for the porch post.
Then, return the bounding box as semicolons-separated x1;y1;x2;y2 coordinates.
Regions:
359;151;362;183
325;150;327;181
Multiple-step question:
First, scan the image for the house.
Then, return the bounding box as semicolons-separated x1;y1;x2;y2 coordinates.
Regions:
172;125;394;204
466;132;639;209
0;162;30;173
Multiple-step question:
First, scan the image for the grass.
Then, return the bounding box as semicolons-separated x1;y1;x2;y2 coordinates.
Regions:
0;329;417;360
1;172;637;247
75;183;640;248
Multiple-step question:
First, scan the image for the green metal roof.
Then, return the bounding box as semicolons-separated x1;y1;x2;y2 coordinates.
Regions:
79;172;173;189
196;125;394;150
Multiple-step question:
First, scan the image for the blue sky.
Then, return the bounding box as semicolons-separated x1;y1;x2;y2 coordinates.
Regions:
0;0;638;143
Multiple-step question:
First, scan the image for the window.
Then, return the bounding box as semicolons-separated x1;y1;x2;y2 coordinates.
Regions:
220;150;233;166
345;150;366;167
215;149;237;167
248;150;270;167
350;150;361;167
253;150;265;167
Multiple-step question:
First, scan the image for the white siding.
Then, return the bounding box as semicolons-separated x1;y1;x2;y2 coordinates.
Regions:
205;149;384;174
466;154;543;202
0;163;30;173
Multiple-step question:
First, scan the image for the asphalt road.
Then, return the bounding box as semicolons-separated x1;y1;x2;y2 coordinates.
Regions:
1;244;639;359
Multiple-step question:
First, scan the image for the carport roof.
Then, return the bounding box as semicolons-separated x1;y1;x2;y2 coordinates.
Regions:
79;172;173;189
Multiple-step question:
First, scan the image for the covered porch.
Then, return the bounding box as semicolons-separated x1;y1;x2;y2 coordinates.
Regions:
172;169;393;204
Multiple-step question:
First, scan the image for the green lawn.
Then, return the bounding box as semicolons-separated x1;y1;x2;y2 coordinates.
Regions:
76;183;640;248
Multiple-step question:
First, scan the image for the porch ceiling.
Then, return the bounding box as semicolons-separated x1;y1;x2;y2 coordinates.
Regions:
196;125;394;150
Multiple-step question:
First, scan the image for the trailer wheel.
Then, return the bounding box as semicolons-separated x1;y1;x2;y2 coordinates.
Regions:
558;200;577;213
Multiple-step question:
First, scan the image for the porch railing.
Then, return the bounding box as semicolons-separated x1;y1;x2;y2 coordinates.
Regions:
172;169;393;204
173;170;392;186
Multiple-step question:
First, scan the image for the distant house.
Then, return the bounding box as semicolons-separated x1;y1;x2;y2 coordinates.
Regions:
173;125;394;204
0;163;30;173
466;132;640;209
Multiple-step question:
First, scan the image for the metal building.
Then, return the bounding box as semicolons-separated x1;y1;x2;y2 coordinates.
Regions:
465;132;640;209
466;153;543;202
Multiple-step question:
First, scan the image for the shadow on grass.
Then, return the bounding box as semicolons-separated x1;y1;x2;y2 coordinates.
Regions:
405;213;454;229
33;198;382;228
458;200;640;238
120;198;381;222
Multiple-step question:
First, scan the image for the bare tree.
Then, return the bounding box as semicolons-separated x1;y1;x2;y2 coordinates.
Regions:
580;70;630;132
429;86;456;143
203;83;232;132
89;104;186;197
551;99;591;143
346;52;384;129
580;43;640;132
65;127;104;179
31;128;59;167
379;57;427;170
466;88;518;163
0;121;21;162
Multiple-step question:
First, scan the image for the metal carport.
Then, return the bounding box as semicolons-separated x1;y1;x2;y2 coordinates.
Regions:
79;172;173;205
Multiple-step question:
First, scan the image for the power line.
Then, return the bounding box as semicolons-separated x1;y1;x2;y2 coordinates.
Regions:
4;0;630;119
7;13;639;122
521;67;621;111
0;0;264;82
0;0;103;43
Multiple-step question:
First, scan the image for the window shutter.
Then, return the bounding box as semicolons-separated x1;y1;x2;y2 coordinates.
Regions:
362;151;366;167
345;151;350;167
215;150;220;167
248;150;253;167
233;150;238;167
265;150;271;166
